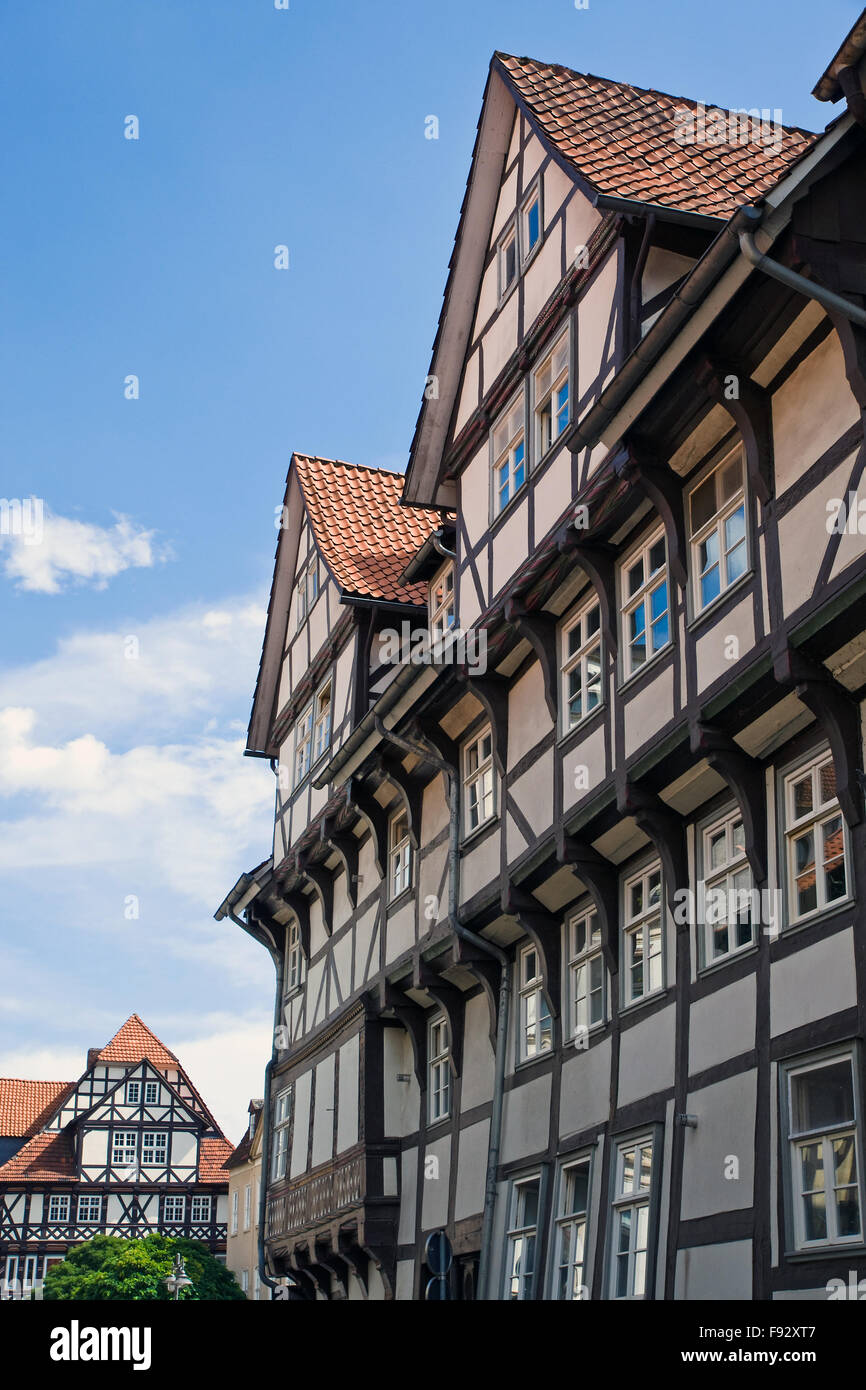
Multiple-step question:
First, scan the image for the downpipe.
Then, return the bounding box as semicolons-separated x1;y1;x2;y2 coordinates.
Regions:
739;222;866;328
373;716;510;1301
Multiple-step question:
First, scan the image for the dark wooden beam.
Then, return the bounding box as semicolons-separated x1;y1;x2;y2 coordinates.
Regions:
347;777;389;878
457;674;509;776
617;779;688;924
690;720;768;882
501;882;562;1029
412;963;466;1076
695;357;774;504
556;830;619;973
320;818;359;910
504;598;558;722
617;440;687;588
773;643;863;827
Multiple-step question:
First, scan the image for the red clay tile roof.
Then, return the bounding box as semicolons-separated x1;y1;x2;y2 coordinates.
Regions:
199;1136;235;1183
496;54;818;219
0;1130;77;1183
0;1080;75;1139
293;455;443;604
96;1014;181;1069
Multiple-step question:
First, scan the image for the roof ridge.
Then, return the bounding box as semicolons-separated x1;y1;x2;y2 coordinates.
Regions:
294;453;407;480
494;52;817;139
0;1077;74;1086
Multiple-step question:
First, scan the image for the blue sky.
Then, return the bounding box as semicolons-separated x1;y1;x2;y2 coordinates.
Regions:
0;0;856;1137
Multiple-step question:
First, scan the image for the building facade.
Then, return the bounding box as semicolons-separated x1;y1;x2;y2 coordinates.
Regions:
220;19;866;1300
225;1099;267;1299
0;1016;232;1298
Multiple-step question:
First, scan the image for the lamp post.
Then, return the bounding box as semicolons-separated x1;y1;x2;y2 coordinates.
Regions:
163;1253;192;1301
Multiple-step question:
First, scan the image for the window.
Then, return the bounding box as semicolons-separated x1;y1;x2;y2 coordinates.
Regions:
3;1257;18;1292
689;450;747;612
560;596;602;733
567;909;606;1039
141;1131;168;1166
241;1268;249;1294
296;557;319;628
428;1015;451;1122
47;1195;70;1223
191;1195;211;1224
610;1135;655;1299
144;1081;158;1105
313;680;332;764
521;183;542;262
231;1190;239;1235
430;562;455;642
388;809;412;900
111;1130;137;1168
533;330;569;459
271;1087;292;1181
125;1081;140;1104
621;529;670;679
784;752;847;922
254;1269;261;1300
498;220;518;298
492;393;526;515
554;1158;591;1300
255;1181;260;1228
286;918;303;992
701;807;754;965
622;864;663;1005
785;1053;863;1250
463;726;496;834
294;702;313;786
163;1196;185;1225
506;1176;540;1299
518;943;552;1061
78;1195;102;1225
244;1184;252;1231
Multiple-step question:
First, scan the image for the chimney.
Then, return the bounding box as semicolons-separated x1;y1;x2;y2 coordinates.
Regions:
87;1048;102;1068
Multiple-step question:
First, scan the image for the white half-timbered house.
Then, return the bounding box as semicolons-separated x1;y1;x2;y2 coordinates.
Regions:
0;1016;232;1297
220;14;866;1300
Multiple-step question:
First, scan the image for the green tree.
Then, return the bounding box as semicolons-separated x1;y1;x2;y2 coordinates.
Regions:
42;1233;246;1301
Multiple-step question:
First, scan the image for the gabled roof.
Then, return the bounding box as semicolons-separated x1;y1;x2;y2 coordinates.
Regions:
95;1014;181;1069
0;1130;76;1183
226;1098;263;1168
294;454;442;604
496;54;817;219
0;1080;75;1139
199;1136;235;1183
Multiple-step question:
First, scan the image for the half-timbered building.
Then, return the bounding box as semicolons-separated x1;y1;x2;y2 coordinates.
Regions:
220;15;866;1300
0;1016;232;1296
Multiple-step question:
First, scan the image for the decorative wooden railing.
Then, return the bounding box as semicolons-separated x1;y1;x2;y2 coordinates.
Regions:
267;1152;365;1239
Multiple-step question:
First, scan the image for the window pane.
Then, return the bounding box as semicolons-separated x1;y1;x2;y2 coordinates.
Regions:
792;1061;855;1133
823;815;846;902
629;604;646;668
724;504;746;549
726;537;747;585
564;1164;589;1216
648;538;666;575
586;649;602;711
819;762;837;806
793;830;817;916
793;774;813;818
526;198;540;250
708;828;726;870
720;457;742;501
627;557;644;596
691;475;716;532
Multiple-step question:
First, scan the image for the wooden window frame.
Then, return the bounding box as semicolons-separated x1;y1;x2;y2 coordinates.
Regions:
619;526;670;682
462;725;497;838
687;446;748;616
781;1048;865;1253
518;941;552;1063
698;804;755;968
566;906;606;1040
532;327;570;463
428;1014;451;1123
560;593;603;736
621;861;664;1006
608;1132;657;1300
782;749;849;925
430;560;456;642
490;389;526;519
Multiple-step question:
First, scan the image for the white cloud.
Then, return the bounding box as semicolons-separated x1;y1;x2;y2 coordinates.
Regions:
0;509;168;593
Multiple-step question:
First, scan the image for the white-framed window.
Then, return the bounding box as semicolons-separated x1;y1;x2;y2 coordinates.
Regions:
560;595;602;734
254;1269;261;1300
163;1195;185;1225
22;1255;37;1291
518;942;552;1061
144;1080;158;1105
296;556;319;628
388;807;412;900
313;680;332;764
784;751;848;923
430;562;455;642
3;1257;18;1292
141;1131;168;1166
271;1087;292;1181
533;329;569;459
428;1015;451;1123
567;908;606;1039
293;702;313;786
700;806;754;965
785;1051;863;1250
241;1268;250;1295
553;1157;591;1300
255;1181;260;1228
622;863;663;1005
244;1183;252;1231
47;1194;70;1223
286;918;303;992
463;726;496;835
610;1135;655;1299
497;219;518;299
125;1080;140;1104
231;1189;239;1235
491;392;526;516
111;1130;137;1168
506;1175;541;1299
620;528;670;679
689;449;747;613
521;181;542;263
191;1195;211;1223
78;1195;102;1224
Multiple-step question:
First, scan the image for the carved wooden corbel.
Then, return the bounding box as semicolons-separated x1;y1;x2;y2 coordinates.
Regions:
696;357;774;504
773;643;863;826
617;779;688;924
280;887;312;959
617;441;688;589
556;830;619;973
413;962;465;1076
296;852;333;936
501;882;562;1024
450;937;501;1049
320;818;359;910
374;752;425;852
504;598;558;722
690;720;768;882
347;777;389;878
456;673;509;776
572;541;619;658
381;982;427;1089
337;1231;369;1296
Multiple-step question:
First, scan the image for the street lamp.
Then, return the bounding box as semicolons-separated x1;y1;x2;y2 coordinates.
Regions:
163;1253;192;1301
